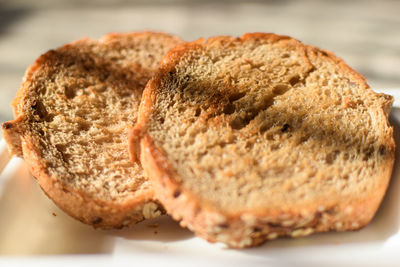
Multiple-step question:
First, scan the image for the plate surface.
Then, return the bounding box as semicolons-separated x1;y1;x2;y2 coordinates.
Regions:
1;89;400;267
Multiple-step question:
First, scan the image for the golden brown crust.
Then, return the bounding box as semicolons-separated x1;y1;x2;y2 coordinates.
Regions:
141;133;394;246
131;32;395;247
22;134;155;228
2;31;182;228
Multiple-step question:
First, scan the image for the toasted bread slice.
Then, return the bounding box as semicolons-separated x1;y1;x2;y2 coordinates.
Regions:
130;33;395;247
1;32;182;228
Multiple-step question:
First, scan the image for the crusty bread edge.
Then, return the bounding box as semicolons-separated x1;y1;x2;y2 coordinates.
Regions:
140;130;394;247
131;32;396;247
25;133;164;228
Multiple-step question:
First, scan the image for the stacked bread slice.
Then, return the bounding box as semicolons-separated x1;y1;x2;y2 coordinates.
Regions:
1;32;182;228
130;33;395;247
2;32;395;248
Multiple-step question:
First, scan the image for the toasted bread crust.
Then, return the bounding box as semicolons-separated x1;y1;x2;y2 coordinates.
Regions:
2;31;182;228
131;33;395;247
140;132;394;247
21;133;158;228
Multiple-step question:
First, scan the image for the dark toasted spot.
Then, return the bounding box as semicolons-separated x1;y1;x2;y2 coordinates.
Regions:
173;190;181;198
195;107;201;117
62;188;70;193
2;122;13;129
230;116;245;130
281;123;290;133
92;216;103;225
31;100;53;121
78;120;91;131
30;100;37;109
324;207;336;215
363;146;375;161
267;222;281;228
218;223;229;229
229;91;246;102
326;150;340;164
223;103;235;115
253;227;262;232
55;144;66;152
320;50;329;57
273;84;290;95
298;135;310;144
289;75;300;87
379;145;386;155
65;86;76;99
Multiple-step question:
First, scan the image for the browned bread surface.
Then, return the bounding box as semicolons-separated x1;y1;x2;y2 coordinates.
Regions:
1;32;182;228
130;33;395;247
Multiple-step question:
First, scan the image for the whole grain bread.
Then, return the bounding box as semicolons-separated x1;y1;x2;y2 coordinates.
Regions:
1;32;182;228
130;33;395;247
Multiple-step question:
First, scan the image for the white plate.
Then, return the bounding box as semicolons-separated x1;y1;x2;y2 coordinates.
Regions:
1;89;400;267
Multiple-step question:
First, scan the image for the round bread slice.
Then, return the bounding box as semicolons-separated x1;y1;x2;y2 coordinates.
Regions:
1;32;182;228
130;33;395;247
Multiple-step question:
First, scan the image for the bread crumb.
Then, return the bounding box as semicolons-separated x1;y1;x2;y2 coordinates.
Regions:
147;223;159;228
343;97;356;108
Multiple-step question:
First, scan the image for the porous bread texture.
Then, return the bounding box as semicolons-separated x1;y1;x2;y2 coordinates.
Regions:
1;32;182;228
131;33;395;247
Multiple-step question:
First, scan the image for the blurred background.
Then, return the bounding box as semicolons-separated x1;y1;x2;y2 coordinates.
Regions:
0;0;399;122
1;0;400;259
